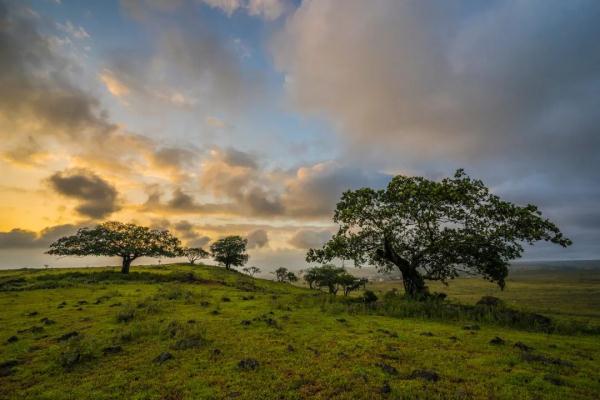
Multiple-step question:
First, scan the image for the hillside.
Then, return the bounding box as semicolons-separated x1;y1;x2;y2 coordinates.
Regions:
1;264;599;399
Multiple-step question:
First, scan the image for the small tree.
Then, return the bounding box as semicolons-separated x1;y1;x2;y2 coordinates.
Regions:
242;266;261;277
210;236;249;270
304;264;346;295
46;221;181;274
337;273;368;296
274;267;298;283
286;271;298;283
181;247;209;265
307;170;571;298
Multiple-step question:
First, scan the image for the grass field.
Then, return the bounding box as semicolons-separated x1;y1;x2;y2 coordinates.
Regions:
1;264;599;399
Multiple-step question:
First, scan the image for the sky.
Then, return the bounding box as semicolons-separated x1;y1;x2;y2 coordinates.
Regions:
1;0;599;270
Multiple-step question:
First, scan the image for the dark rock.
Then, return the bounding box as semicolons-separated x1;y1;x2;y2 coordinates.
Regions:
187;319;196;324
77;300;88;305
40;317;56;325
287;345;295;352
57;331;79;342
514;342;533;352
336;318;347;323
241;296;254;300
544;374;566;386
0;360;19;377
380;381;392;394
153;352;173;364
103;346;123;355
489;336;505;345
521;353;574;367
200;301;211;307
211;348;222;357
221;297;231;302
238;358;259;370
449;336;458;341
6;335;18;343
18;326;44;334
420;332;434;337
109;302;122;307
26;311;38;317
462;324;480;331
409;369;439;382
476;296;504;307
172;338;204;350
375;362;398;376
210;310;220;315
241;320;252;326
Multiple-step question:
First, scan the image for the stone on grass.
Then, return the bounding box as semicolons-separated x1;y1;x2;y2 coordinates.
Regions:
102;346;123;355
409;369;440;382
6;335;18;343
462;324;480;331
521;353;574;368
26;311;38;317
0;360;19;377
489;336;505;345
238;358;259;371
241;320;252;326
514;342;533;352
40;317;56;325
153;352;173;364
544;374;566;386
380;381;392;394
57;331;79;342
375;362;398;376
420;332;434;337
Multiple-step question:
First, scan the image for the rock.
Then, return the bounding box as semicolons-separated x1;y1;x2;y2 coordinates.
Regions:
514;342;533;352
0;360;19;377
210;310;220;315
18;326;44;334
287;345;295;352
375;362;398;376
544;374;566;386
200;301;210;307
489;336;505;345
57;331;79;342
6;335;18;343
103;346;123;355
238;358;259;370
409;369;439;382
336;318;347;323
476;296;504;307
241;320;252;326
172;338;204;350
153;352;173;364
380;381;392;394
211;348;222;357
26;311;38;317
187;319;196;324
221;297;231;302
109;302;122;307
521;353;574;367
420;332;434;337
462;324;480;331
40;317;56;325
449;336;458;341
77;300;88;305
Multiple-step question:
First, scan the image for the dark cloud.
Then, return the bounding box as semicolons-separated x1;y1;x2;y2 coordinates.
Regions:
0;224;84;249
48;169;120;219
288;228;333;250
246;229;268;249
187;235;211;248
222;148;258;169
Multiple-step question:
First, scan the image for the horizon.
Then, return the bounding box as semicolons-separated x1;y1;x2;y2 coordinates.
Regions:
2;0;600;270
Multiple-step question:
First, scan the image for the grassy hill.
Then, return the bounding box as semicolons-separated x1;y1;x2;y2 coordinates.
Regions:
1;264;599;399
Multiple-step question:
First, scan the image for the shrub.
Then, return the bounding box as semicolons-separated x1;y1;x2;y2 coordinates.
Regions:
55;335;97;370
116;304;136;323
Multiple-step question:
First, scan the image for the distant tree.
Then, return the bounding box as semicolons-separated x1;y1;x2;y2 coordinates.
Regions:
46;221;182;274
286;271;298;283
180;247;209;265
303;264;347;295
242;266;261;277
337;273;368;296
210;236;249;270
302;268;319;289
307;170;571;298
274;267;298;283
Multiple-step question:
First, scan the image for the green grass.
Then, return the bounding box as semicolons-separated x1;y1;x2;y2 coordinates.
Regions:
1;264;599;399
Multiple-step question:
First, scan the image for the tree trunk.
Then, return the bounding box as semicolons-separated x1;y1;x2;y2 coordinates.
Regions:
121;257;132;274
383;238;428;298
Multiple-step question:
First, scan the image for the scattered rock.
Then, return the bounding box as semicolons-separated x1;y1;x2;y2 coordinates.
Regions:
200;301;211;307
241;320;252;326
521;353;574;368
211;348;222;357
57;331;79;342
380;381;392;394
375;362;398;376
489;336;505;345
221;297;231;302
379;354;401;361
377;329;399;338
172;338;204;350
514;342;533;352
102;346;123;355
153;352;173;364
241;296;254;301
476;296;504;307
109;302;122;308
420;332;434;337
77;300;88;305
409;369;440;382
18;326;44;334
549;344;558;349
449;336;458;341
544;374;566;386
0;360;19;377
6;335;18;344
26;311;38;317
210;310;220;315
57;302;66;309
336;318;347;323
238;358;259;370
287;345;295;352
40;317;56;325
462;324;480;331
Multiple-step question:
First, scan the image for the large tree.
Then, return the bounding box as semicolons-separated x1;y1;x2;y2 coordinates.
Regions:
210;236;249;270
307;170;571;298
46;221;182;274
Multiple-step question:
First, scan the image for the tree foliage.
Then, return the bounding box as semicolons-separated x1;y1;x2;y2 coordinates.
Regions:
242;266;261;277
274;267;298;283
303;264;366;295
307;170;571;297
180;247;209;265
210;236;249;270
46;221;182;274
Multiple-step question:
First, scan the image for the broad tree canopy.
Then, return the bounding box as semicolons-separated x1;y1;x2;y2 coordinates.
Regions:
210;235;249;270
307;170;571;297
181;247;209;265
46;221;181;273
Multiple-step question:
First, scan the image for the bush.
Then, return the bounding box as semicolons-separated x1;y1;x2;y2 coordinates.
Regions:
362;290;378;304
116;304;136;323
55;335;97;370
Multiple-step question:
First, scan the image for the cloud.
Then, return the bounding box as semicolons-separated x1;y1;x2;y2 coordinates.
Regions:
200;0;290;20
48;169;120;219
56;20;90;40
0;223;85;249
288;228;333;250
246;229;268;249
